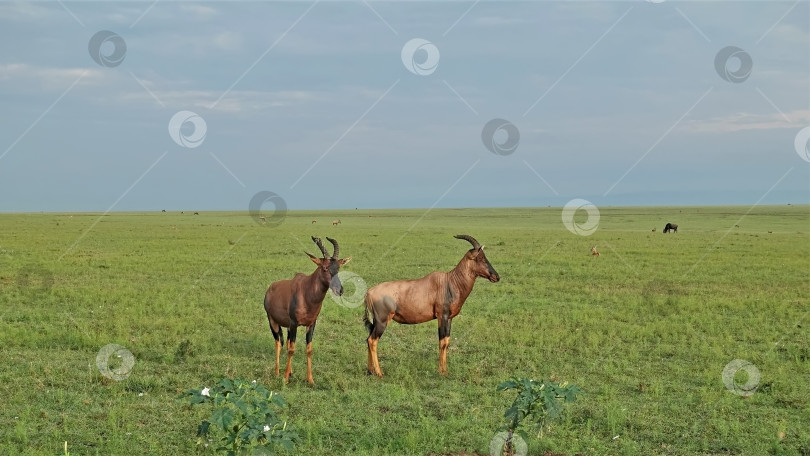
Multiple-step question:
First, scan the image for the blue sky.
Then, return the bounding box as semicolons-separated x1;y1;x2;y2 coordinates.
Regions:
0;0;808;212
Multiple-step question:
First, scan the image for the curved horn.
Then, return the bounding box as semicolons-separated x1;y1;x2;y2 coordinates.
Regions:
454;234;481;250
326;237;339;259
311;236;329;258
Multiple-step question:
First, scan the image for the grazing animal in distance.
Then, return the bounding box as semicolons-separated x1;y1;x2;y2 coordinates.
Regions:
258;216;267;224
591;246;600;257
332;219;341;226
312;220;317;224
194;211;199;215
663;223;678;233
651;228;656;232
263;237;351;384
364;234;500;377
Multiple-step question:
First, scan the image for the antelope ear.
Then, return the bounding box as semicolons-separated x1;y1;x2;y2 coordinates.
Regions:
305;252;321;265
339;256;352;266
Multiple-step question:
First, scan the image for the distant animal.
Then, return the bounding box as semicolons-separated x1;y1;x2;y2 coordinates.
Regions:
332;219;341;226
663;223;678;233
651;228;656;232
194;212;199;215
258;216;267;223
311;220;317;224
161;209;166;213
263;237;351;384
591;246;600;257
364;235;500;377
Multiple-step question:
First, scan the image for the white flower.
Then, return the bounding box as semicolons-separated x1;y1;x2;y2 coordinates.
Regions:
263;425;270;432
201;387;210;397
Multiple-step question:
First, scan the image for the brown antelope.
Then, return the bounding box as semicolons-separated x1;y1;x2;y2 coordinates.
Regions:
363;235;500;377
258;216;267;224
591;246;600;257
311;220;317;224
263;237;351;384
332;219;341;226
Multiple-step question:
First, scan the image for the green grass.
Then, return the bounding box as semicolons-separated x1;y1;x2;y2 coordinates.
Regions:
0;206;808;455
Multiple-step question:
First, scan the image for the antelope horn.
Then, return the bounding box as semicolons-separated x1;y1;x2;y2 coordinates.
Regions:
326;237;339;259
454;234;481;250
311;236;329;258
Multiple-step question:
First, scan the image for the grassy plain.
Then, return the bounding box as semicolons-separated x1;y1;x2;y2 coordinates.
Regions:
0;205;808;455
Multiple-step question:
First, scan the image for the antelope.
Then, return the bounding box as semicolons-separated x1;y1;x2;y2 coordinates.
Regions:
363;235;500;377
263;237;351;384
663;222;678;233
591;246;600;257
258;216;267;223
312;220;317;224
332;219;341;226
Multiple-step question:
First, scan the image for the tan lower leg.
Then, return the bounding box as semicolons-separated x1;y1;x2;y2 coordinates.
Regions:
370;338;383;377
438;337;450;375
366;337;374;373
283;341;295;382
305;342;314;385
274;340;282;376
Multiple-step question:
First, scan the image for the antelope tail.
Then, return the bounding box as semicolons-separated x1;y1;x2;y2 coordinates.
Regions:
363;294;374;334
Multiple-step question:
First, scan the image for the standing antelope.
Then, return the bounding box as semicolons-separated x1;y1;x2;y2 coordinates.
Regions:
591;246;600;257
263;237;351;384
364;235;500;377
332;219;341;226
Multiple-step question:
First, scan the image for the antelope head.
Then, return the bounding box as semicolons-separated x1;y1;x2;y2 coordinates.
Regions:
455;234;500;283
306;236;352;296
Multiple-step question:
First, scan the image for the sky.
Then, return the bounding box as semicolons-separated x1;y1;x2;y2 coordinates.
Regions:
0;0;809;213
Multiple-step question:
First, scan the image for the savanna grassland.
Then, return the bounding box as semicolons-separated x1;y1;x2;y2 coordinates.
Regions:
0;206;808;455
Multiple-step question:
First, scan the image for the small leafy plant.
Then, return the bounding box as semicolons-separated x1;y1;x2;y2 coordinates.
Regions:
496;376;582;456
181;378;300;455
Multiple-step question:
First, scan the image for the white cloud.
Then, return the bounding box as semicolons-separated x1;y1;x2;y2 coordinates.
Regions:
212;31;244;52
681;110;810;133
0;63;105;90
180;4;219;20
117;88;324;113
